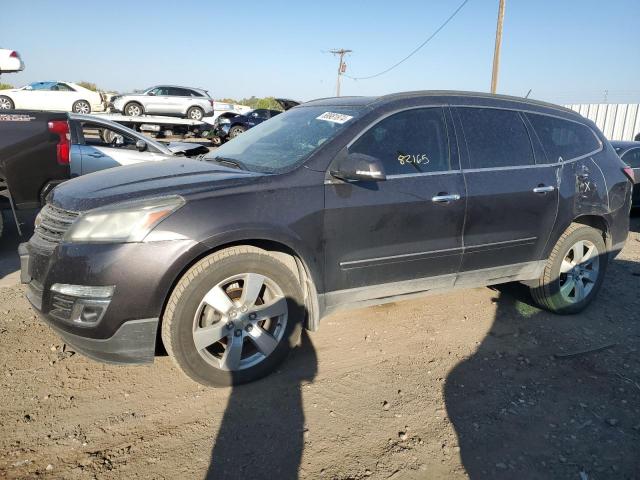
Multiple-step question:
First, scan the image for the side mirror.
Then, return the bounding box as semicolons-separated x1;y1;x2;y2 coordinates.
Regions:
25;85;33;91
147;91;155;96
135;139;147;152
330;152;386;182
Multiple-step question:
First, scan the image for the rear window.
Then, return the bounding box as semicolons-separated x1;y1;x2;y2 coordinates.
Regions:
458;107;534;169
526;113;601;163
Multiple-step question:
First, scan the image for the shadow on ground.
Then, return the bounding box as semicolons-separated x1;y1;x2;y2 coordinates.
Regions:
0;209;36;285
445;255;640;478
206;332;317;479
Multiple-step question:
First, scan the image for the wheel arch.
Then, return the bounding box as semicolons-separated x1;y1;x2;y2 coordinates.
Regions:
572;214;611;250
156;235;322;354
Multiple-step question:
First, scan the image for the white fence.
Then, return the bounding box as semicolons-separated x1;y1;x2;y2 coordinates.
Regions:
565;104;640;141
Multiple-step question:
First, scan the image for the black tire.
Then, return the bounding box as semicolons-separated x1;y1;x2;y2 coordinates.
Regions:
186;106;204;121
229;125;246;139
124;102;144;116
529;223;607;314
161;246;305;387
0;95;15;110
72;100;91;114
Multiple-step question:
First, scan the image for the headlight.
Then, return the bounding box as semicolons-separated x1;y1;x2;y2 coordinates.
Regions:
64;196;185;243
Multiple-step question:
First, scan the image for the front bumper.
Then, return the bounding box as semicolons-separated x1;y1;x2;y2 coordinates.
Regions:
19;238;205;364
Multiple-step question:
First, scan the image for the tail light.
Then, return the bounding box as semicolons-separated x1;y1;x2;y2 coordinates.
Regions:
209;99;214;107
622;166;635;184
48;120;70;165
9;51;19;58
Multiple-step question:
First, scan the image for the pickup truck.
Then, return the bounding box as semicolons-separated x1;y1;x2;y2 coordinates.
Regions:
0;111;70;237
0;111;208;237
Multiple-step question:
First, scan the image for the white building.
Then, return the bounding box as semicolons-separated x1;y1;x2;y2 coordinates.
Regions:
565;104;640;141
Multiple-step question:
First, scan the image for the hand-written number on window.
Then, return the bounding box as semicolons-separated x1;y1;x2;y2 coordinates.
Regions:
398;153;429;165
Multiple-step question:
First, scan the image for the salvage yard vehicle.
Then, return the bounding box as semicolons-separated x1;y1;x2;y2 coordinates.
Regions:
0;82;104;113
69;114;208;175
0;111;207;237
612;140;639;207
110;85;214;120
19;91;633;387
212;98;299;143
0;48;25;74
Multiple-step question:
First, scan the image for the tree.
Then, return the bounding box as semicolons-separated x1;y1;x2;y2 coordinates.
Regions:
76;81;98;91
0;83;14;90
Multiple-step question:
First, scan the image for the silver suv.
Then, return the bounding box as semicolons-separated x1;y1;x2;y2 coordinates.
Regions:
110;85;214;120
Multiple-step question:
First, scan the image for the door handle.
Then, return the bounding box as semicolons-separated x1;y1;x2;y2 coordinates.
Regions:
431;193;461;203
532;185;555;193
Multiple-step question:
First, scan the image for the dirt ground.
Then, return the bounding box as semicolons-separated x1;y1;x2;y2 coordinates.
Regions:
0;215;639;480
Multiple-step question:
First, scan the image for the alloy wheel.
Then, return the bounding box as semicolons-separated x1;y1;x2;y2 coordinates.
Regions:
190;109;203;120
192;273;288;371
74;101;90;114
0;98;12;109
126;104;142;116
558;239;599;303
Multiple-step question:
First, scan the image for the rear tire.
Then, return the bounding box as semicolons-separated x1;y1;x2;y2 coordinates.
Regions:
186;106;204;121
229;125;246;139
161;246;305;387
0;96;14;110
529;224;607;314
72;100;91;114
124;102;144;116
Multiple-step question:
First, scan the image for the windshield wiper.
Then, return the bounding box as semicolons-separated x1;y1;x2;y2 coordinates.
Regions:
209;156;247;171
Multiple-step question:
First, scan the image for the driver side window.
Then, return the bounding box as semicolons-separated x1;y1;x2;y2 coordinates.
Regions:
349;107;451;176
81;122;138;150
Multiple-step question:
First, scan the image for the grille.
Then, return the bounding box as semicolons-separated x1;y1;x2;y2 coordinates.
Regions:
32;204;80;251
50;293;75;322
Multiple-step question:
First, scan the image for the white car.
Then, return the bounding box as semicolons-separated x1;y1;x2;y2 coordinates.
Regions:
0;48;24;74
0;81;104;113
69;114;208;176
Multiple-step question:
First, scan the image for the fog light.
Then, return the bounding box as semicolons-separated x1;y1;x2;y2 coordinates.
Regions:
49;284;114;327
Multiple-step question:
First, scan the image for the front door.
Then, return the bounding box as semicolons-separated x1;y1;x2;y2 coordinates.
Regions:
323;107;466;298
454;107;559;272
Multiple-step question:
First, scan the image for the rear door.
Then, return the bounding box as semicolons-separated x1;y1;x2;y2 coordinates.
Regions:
455;107;559;272
323;107;466;294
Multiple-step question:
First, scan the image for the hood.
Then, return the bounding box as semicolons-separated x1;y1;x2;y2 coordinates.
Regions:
275;98;300;111
49;158;261;211
165;141;209;156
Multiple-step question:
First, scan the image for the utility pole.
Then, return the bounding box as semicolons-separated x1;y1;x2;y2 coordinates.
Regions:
490;0;506;94
330;48;351;97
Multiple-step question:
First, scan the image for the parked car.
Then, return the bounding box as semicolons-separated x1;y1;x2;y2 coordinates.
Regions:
0;81;104;113
0;48;25;74
212;98;299;143
110;85;214;120
0;111;206;237
20;91;633;387
611;140;639;207
69;114;208;176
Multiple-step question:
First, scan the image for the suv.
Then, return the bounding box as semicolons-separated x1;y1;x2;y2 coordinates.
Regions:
19;92;634;387
110;85;214;120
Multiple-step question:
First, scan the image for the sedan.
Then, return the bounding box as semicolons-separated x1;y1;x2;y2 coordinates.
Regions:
69;114;208;176
611;140;639;207
0;81;104;113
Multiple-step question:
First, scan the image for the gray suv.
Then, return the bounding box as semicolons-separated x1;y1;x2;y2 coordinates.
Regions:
110;85;214;120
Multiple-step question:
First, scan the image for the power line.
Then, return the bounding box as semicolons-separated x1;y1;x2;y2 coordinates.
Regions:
344;0;471;81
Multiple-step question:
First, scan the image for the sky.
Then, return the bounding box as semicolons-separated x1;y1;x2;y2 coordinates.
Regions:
2;0;640;105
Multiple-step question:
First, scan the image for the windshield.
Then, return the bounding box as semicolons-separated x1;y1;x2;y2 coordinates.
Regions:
205;106;363;173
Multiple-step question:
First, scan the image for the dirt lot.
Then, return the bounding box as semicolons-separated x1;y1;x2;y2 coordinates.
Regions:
0;215;639;480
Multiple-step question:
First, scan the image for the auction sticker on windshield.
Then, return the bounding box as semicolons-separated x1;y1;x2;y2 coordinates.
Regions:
316;112;353;124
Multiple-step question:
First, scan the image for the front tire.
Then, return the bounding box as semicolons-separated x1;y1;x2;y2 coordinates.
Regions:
0;96;15;110
124;102;144;116
186;106;204;120
530;224;607;314
161;246;305;387
228;125;246;139
72;100;91;114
